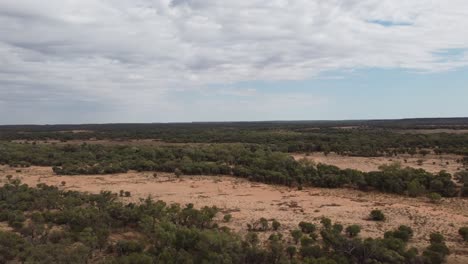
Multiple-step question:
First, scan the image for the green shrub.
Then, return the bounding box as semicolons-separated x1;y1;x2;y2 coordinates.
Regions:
428;192;442;203
345;225;361;238
272;219;281;231
369;210;385;221
459;227;468;241
223;214;232;223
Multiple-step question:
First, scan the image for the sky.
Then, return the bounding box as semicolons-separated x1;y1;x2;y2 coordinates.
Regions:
1;0;468;124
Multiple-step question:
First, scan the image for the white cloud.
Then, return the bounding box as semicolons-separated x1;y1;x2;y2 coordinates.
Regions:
0;0;468;123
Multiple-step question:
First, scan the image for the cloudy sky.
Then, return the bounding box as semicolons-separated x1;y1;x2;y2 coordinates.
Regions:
1;0;468;124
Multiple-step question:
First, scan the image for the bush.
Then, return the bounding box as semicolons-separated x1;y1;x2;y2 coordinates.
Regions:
429;233;445;244
369;210;385;221
385;225;413;242
345;225;361;238
459;227;468;241
298;221;316;234
272;219;281;231
291;229;303;244
223;214;232;222
115;240;144;256
428;192;442;204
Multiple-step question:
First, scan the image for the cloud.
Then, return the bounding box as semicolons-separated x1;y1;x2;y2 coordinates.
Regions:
1;0;468;123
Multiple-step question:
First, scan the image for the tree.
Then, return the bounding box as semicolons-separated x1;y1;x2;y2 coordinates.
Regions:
299;221;316;234
424;233;450;264
286;245;296;260
345;225;361;238
291;229;303;244
272;219;281;231
408;179;425;197
259;217;269;231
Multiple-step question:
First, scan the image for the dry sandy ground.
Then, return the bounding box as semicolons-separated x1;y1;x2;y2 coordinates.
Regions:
0;166;467;263
292;153;465;175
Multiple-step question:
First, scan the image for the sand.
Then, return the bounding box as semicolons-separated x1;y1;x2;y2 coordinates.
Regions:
292;152;465;175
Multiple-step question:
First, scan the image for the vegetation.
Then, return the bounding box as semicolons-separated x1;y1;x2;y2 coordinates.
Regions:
0;181;454;263
369;210;386;221
2;120;468;156
459;227;468;242
0;143;462;197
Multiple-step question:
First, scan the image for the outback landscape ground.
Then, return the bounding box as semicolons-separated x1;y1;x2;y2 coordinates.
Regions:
2;159;467;263
1;120;468;263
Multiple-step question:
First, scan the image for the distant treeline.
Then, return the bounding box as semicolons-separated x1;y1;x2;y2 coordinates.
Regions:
2;125;468;156
1;143;465;197
0;181;453;264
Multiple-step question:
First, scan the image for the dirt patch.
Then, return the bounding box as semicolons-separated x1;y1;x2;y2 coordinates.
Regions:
1;166;467;263
292;152;465;175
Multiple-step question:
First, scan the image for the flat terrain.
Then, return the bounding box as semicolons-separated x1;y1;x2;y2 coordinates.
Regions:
1;166;467;263
293;152;464;175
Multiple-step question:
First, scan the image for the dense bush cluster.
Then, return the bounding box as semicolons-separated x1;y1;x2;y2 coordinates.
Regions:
0;142;462;197
0;182;453;264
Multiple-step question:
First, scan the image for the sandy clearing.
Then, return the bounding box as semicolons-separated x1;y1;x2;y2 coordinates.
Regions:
292;153;465;175
1;166;467;263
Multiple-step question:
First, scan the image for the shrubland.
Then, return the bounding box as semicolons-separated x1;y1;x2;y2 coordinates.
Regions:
0;142;462;197
0;181;454;264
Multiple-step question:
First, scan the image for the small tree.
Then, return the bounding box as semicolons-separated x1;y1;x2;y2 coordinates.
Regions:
458;227;468;241
272;219;281;231
424;233;450;264
299;221;316;234
259;218;269;231
286;245;297;260
291;229;303;244
345;225;361;238
174;168;182;178
369;210;385;221
320;217;332;229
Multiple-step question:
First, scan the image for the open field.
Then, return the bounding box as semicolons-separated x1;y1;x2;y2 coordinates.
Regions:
293;152;465;175
2;165;467;263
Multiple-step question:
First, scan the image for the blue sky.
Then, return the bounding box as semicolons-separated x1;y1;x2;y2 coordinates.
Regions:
0;1;468;124
162;66;468;122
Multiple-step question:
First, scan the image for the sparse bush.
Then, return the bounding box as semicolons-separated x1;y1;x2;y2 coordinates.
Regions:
369;210;385;221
